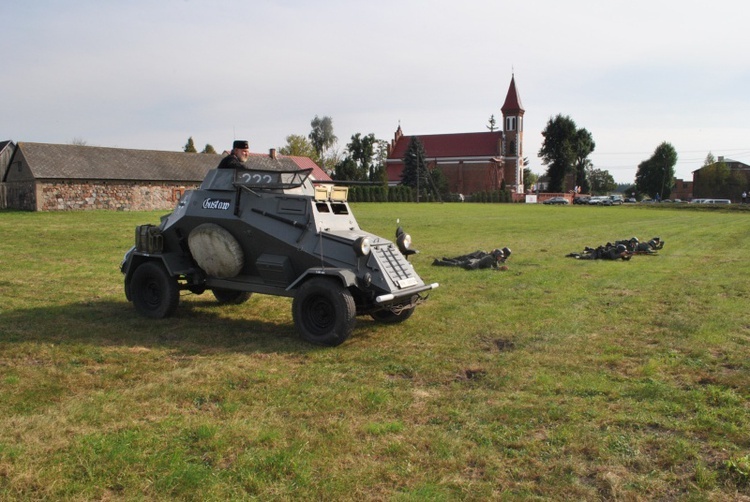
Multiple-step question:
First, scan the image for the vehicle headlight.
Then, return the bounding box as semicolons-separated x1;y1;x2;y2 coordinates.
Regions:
397;232;411;255
354;236;371;256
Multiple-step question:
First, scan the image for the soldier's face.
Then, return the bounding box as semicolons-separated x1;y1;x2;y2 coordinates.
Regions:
235;147;250;162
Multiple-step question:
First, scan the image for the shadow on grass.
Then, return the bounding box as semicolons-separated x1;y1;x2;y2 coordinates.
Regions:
0;297;333;354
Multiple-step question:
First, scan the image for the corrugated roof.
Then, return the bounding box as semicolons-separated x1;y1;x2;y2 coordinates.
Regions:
387;131;503;161
16;143;323;182
19;142;219;181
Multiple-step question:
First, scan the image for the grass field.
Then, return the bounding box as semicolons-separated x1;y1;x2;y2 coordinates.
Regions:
1;203;749;500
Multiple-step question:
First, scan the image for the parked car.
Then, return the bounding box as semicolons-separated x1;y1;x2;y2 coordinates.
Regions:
588;196;611;206
609;195;624;205
573;196;590;205
543;196;570;205
703;199;731;204
624;198;637;203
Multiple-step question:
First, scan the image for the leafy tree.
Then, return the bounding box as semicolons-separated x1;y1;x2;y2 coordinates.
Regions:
372;139;390;184
587;168;617;195
350;133;377;180
279;134;319;163
693;152;747;199
574;128;595;193
308;115;337;159
308;116;339;174
487;114;497;132
183;137;197;153
703;152;716;166
538;115;577;192
635;142;677;199
202;144;217;154
334;156;361;181
332;133;390;183
523;167;538;192
320;148;341;176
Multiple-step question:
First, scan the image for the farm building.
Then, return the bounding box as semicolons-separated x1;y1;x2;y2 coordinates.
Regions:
691;156;750;202
0;142;328;211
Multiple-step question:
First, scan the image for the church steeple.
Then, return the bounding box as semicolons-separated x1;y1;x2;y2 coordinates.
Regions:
501;74;525;194
501;74;524;115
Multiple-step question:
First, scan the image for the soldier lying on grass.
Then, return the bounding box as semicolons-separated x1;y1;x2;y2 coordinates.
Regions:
432;247;512;270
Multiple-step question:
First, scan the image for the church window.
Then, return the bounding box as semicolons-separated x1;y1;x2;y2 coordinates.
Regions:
505;116;516;131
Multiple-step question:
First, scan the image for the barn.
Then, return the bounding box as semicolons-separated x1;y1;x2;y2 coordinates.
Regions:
0;142;328;211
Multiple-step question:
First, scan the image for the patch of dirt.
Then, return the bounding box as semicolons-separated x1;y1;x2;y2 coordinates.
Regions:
494;338;515;351
461;368;486;380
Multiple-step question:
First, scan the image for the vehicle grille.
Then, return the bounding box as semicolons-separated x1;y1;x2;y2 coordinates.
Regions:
373;245;417;287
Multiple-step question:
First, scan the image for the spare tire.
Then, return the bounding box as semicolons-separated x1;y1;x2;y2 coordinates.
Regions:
188;223;244;278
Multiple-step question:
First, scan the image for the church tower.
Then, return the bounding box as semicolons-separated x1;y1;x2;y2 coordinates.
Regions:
501;74;525;193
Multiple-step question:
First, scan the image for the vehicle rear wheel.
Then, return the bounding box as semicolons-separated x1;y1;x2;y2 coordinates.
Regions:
130;261;179;319
370;305;415;324
292;278;356;346
212;288;252;304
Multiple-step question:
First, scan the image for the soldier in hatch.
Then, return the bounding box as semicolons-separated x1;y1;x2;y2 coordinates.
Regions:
217;140;251;169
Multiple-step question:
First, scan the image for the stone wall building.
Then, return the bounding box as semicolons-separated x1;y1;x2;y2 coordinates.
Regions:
0;142;328;211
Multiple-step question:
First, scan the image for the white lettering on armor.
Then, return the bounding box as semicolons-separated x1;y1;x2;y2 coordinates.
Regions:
202;198;231;210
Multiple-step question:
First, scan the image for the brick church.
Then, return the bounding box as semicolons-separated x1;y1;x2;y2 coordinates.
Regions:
386;74;525;197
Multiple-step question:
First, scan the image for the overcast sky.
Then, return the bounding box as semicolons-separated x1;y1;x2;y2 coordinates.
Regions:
3;0;748;183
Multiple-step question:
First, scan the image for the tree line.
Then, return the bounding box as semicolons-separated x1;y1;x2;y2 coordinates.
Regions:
538;114;688;199
181;112;744;202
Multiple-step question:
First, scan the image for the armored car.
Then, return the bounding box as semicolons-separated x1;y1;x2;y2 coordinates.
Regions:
121;156;438;346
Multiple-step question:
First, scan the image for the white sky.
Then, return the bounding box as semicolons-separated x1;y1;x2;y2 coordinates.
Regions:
2;0;748;183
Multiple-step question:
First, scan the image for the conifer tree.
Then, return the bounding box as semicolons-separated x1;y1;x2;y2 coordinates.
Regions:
183;137;197;153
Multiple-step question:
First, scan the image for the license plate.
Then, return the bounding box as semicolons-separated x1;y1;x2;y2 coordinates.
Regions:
397;277;418;288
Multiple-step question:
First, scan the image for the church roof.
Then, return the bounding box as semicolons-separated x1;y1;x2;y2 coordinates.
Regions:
501;74;524;114
387;131;503;161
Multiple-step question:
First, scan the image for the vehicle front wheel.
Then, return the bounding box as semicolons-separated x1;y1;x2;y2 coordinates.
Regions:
212;288;252;305
292;278;356;346
130;261;179;319
370;305;415;324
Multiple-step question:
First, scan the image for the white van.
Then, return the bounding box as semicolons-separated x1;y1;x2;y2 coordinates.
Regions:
702;199;731;204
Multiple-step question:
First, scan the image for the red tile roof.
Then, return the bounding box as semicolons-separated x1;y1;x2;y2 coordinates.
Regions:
387;131;503;160
248;152;330;181
287;155;331;181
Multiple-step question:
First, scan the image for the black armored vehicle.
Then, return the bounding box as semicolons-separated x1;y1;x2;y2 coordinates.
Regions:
121;155;438;346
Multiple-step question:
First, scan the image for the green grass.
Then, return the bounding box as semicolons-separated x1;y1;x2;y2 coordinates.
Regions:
1;204;749;500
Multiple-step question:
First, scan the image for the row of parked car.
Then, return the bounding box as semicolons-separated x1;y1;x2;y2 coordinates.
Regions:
543;195;627;205
570;195;628;205
640;198;731;204
544;195;735;206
